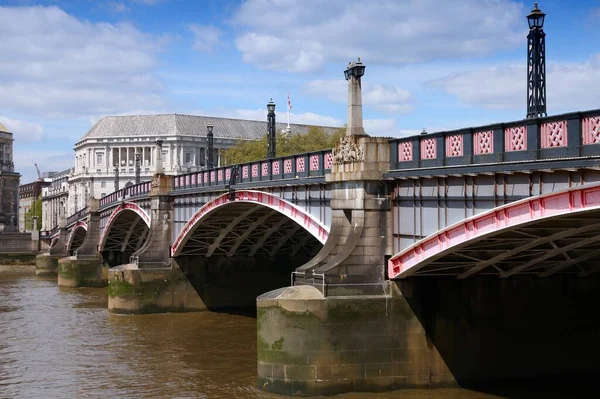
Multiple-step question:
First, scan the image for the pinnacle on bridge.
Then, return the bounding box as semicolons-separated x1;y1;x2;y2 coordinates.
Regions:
344;57;367;137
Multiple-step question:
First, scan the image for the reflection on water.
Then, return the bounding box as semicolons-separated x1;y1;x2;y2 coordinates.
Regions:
0;269;578;398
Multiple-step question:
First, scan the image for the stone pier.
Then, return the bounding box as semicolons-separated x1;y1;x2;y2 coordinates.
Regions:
57;200;107;287
107;172;203;314
35;226;68;276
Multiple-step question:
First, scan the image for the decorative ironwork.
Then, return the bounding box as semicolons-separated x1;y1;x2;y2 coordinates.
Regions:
474;131;494;155
445;135;463;157
309;154;319;171
420;138;436;160
583;116;600;145
399;142;412;161
541;121;567;148
505;126;527;152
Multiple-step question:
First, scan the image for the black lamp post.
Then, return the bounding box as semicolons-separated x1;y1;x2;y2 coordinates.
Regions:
526;2;547;119
343;58;366;82
134;153;141;184
267;99;276;159
114;163;119;191
206;123;214;169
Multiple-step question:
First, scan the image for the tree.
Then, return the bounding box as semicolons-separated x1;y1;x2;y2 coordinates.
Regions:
222;126;345;165
25;194;42;231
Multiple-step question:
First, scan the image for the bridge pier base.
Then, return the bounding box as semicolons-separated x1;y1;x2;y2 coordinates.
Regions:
57;255;107;287
107;264;205;314
256;283;455;396
35;253;60;276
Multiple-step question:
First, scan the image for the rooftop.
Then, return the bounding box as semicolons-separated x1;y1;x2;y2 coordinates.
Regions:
79;114;340;142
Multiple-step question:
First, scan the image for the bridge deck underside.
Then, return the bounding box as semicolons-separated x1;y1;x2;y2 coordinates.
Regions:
102;211;149;253
409;210;600;279
178;203;321;257
69;228;86;254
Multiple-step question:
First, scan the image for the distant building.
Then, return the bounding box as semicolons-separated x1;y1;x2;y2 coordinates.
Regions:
66;114;339;215
0;122;20;232
18;178;51;232
41;169;69;231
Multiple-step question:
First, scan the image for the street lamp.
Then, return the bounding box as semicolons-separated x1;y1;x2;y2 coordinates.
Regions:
206;123;214;169
134;153;141;184
267;99;276;159
526;2;547;118
114;163;119;191
343;58;367;136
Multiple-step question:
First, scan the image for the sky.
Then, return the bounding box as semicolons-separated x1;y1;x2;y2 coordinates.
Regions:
1;0;600;183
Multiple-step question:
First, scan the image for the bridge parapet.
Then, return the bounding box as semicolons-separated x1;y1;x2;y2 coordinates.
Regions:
66;206;89;227
171;149;333;191
389;109;600;170
99;181;151;209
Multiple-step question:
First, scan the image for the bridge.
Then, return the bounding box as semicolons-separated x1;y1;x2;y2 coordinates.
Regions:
36;61;600;395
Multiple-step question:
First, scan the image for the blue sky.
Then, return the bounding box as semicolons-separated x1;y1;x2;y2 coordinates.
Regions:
1;0;600;183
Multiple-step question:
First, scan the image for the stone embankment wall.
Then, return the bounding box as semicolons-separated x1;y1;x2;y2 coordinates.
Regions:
0;233;38;264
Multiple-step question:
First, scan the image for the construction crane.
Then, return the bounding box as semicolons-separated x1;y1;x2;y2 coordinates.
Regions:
34;163;42;180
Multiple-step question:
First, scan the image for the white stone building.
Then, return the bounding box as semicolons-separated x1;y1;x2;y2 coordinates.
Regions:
41;169;69;231
62;114;338;217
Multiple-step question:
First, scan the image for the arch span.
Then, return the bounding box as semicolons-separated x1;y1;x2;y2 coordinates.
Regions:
389;183;600;279
66;221;87;255
99;202;151;254
171;190;329;257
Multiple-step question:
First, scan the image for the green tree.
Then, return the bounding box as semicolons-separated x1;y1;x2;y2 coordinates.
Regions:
222;126;345;165
25;194;42;231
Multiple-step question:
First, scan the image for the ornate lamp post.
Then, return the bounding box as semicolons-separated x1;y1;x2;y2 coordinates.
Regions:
206;124;214;169
344;58;367;136
526;2;547;118
267;99;276;159
134;153;141;184
113;163;119;191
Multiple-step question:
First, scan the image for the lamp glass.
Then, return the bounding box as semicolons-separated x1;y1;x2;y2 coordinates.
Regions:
267;102;276;113
207;124;213;134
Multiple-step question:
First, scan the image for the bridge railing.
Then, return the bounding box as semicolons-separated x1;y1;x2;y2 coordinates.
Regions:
171;149;334;192
40;225;59;238
389;109;600;170
99;181;152;208
66;206;89;227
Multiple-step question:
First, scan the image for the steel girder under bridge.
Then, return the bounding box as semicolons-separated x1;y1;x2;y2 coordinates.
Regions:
389;183;600;279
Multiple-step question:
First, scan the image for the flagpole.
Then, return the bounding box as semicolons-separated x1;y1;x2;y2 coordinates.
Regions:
287;92;291;130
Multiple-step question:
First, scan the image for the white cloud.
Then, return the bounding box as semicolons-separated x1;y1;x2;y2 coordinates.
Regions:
428;54;600;113
0;6;166;118
0;115;44;142
106;2;130;13
304;79;414;114
188;24;223;52
233;0;524;72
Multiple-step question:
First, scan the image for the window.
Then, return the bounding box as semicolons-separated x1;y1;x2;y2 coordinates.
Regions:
96;152;104;166
185;152;192;164
100;181;106;188
162;151;168;165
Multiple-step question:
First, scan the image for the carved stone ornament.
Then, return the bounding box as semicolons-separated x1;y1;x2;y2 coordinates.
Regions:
151;174;160;188
332;136;364;165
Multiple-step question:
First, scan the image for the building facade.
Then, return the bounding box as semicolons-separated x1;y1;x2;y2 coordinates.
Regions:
41;169;69;231
18;178;51;232
0;123;20;232
66;114;339;215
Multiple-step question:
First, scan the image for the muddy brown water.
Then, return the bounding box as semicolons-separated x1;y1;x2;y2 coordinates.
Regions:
0;268;583;398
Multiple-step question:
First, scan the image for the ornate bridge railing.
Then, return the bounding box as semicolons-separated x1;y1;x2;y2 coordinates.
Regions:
171;149;334;192
99;181;152;208
388;109;600;172
67;207;89;227
40;225;59;238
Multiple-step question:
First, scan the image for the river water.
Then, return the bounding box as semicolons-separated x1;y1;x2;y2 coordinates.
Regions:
0;267;578;398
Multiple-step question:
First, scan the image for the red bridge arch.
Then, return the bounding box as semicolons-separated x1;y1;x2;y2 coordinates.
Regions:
389;183;600;279
171;190;329;257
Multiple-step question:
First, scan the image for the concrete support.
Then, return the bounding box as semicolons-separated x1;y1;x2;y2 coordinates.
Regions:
256;283;455;395
36;223;68;276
